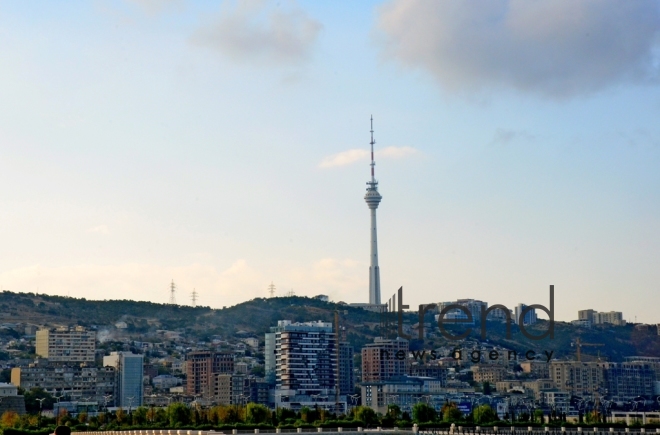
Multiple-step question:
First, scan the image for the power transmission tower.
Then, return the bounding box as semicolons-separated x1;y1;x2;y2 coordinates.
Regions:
169;280;176;305
268;282;276;298
191;288;198;307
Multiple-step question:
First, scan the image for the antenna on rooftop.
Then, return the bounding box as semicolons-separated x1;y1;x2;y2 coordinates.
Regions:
191;288;198;307
268;282;276;298
169;280;176;305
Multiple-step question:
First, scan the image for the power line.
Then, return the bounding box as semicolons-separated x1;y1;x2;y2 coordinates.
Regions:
268;282;276;298
191;288;198;307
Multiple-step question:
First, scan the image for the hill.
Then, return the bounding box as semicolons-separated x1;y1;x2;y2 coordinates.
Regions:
0;290;658;362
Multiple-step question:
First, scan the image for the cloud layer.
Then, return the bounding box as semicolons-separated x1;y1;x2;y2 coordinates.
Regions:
320;146;418;168
377;0;660;98
192;0;322;66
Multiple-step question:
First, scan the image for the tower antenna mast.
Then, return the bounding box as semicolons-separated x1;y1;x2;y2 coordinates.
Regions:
370;115;376;182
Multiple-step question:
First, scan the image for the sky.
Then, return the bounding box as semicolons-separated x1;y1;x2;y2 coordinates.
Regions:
1;0;660;323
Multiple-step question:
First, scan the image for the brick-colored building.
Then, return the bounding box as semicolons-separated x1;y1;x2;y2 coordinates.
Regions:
361;337;409;382
186;351;234;396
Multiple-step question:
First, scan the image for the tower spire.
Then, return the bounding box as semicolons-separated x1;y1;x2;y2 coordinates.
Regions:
370;115;376;182
364;117;382;305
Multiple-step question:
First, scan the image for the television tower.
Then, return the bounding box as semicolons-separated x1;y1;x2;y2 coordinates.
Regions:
364;116;382;305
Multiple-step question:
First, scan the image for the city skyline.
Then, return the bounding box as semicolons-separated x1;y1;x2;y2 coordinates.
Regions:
1;1;660;322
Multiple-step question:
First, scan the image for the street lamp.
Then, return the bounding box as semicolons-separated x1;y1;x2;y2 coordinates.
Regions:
36;397;46;427
103;394;113;411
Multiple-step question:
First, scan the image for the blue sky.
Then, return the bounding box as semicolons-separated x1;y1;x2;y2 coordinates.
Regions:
1;0;659;322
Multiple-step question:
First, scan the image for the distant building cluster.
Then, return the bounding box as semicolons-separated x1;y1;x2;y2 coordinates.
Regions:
435;299;538;326
573;309;626;327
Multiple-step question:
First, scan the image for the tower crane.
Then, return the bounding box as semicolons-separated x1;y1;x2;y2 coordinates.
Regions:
572;337;604;362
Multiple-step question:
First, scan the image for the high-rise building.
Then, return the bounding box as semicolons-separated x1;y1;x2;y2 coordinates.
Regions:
35;327;96;363
339;342;354;395
514;303;538;326
103;352;144;409
364;117;382;305
361;337;409;382
578;309;596;323
268;320;342;411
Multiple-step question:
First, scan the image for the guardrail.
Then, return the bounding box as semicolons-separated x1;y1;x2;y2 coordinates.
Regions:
70;427;660;435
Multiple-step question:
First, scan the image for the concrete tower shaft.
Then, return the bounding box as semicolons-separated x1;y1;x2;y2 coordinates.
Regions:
364;117;382;305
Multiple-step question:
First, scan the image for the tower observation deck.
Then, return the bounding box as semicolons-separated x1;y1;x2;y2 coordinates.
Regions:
365;117;382;305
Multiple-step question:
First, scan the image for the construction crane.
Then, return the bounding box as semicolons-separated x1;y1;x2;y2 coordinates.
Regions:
572;337;604;362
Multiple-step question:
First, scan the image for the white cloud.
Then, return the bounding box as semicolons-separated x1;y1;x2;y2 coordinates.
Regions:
319;149;369;168
86;225;109;234
380;145;418;159
319;146;418;168
376;0;660;98
191;0;322;66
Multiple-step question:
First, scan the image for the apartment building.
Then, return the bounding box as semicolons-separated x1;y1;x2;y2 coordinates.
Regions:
605;362;656;400
361;337;409;382
11;364;115;404
514;303;538;326
520;361;551;378
267;320;343;411
576;309;625;326
212;374;270;406
624;356;660;381
339;342;354;395
472;364;508;383
35;327;96;363
408;362;448;385
185;351;235;396
549;361;606;397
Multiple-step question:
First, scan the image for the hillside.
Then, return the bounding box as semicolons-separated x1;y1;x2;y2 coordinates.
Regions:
0;290;658;362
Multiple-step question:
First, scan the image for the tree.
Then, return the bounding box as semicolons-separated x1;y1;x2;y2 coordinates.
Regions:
23;388;55;413
387;404;402;420
115;409;126;425
442;402;462;422
167;402;191;426
412;403;436;423
534;409;544;424
246;403;270;424
473;405;498;424
1;411;20;427
354;406;379;426
483;382;492;395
